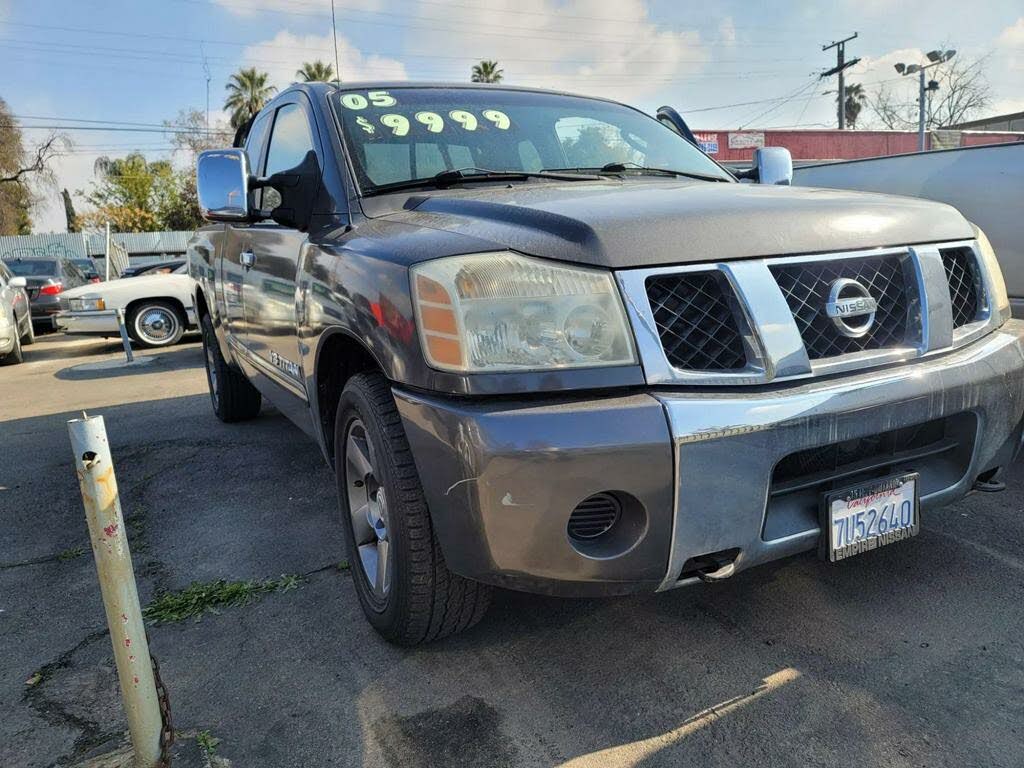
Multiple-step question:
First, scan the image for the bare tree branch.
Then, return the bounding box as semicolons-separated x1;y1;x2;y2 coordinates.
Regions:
0;133;61;184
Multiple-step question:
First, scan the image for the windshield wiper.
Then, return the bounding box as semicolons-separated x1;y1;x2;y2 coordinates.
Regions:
545;163;729;182
365;166;601;196
599;162;730;182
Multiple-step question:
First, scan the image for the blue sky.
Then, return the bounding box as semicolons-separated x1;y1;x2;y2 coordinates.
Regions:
2;0;1022;231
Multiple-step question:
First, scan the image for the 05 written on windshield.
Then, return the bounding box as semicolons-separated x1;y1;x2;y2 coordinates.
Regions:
340;90;510;136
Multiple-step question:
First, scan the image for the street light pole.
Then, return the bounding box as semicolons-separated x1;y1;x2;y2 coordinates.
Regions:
917;68;926;151
894;49;956;152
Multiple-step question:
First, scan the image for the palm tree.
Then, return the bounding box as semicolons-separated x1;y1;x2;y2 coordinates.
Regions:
296;60;336;83
224;67;277;129
471;60;503;83
840;83;867;128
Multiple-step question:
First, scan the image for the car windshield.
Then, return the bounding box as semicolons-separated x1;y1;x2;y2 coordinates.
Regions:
73;260;98;274
4;259;58;277
331;87;731;192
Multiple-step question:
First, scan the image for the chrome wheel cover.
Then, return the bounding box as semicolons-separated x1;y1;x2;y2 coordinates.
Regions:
343;418;392;599
136;306;179;344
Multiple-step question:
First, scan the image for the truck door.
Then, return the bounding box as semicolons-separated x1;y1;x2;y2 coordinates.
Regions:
240;98;319;401
221;109;273;345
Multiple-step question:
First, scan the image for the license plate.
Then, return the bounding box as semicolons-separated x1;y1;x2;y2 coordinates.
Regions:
822;473;919;562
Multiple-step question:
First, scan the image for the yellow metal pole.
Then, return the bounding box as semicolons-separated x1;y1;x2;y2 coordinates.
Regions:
69;413;162;768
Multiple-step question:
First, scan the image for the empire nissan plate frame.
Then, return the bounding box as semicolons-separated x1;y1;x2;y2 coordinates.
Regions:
822;473;920;562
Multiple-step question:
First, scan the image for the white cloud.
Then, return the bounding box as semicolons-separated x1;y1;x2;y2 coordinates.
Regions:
240;31;407;89
997;17;1024;47
718;16;737;48
403;0;711;104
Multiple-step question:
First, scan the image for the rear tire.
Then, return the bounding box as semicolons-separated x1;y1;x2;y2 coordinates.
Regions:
201;314;261;422
2;313;23;365
335;372;491;645
127;300;185;348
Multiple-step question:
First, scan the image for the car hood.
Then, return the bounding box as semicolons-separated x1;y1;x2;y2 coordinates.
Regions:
61;273;194;303
378;180;974;268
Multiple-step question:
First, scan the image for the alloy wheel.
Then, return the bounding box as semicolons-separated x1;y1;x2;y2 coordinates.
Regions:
343;418;391;600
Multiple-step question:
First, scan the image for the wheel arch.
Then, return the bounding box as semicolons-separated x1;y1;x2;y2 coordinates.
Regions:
312;327;386;467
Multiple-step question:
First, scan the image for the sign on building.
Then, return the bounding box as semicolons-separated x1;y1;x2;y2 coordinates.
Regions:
694;132;719;155
728;132;766;150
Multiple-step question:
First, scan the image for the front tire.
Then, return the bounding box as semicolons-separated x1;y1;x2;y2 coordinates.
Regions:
200;314;261;422
335;372;491;645
127;300;185;348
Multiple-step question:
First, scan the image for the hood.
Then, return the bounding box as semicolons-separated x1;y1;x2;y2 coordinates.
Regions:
61;273;194;301
379;180;974;268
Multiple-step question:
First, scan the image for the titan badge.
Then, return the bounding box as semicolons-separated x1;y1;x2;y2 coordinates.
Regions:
269;350;301;378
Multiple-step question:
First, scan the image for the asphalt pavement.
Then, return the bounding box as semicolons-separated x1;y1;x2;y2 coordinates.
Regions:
1;334;1023;767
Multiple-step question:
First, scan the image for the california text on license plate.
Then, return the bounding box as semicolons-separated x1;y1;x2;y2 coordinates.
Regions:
823;473;920;562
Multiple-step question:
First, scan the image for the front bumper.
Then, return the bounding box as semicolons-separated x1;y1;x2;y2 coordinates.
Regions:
56;310;120;335
395;322;1024;596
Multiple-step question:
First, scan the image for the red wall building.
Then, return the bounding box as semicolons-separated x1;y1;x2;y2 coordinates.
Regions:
689;129;1024;164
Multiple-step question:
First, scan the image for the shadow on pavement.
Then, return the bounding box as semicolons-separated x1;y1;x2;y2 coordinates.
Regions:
53;344;204;381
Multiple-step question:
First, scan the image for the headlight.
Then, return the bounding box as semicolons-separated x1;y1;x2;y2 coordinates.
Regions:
411;252;637;373
972;225;1010;323
69;297;106;311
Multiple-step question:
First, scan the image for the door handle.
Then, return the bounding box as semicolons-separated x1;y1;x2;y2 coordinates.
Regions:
240;249;256;270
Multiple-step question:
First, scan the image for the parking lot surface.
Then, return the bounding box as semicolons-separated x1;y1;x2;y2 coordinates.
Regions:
2;334;1023;767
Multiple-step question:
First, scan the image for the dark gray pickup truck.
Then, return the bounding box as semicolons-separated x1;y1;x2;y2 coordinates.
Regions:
190;82;1024;644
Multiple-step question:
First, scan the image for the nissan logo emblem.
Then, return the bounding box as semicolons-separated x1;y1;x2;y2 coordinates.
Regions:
825;278;878;338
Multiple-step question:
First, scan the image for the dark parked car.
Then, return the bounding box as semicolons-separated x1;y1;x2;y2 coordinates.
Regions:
0;260;34;364
190;82;1024;645
1;256;90;331
71;258;102;283
121;260;185;278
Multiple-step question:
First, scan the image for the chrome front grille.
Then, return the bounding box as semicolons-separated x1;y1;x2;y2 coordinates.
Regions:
616;238;1000;386
645;272;746;371
770;254;913;360
941;247;982;328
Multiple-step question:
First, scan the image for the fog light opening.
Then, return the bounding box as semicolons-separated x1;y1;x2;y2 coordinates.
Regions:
567;491;647;560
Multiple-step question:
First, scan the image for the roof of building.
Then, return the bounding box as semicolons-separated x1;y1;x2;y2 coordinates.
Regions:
0;231;193;260
952;111;1024;129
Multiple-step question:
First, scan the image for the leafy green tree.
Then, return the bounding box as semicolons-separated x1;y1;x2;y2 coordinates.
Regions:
471;60;503;83
81;153;179;232
224;67;277;129
296;60;336;83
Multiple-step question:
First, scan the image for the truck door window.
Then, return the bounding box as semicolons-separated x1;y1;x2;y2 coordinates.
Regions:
245;110;274;209
263;103;316;210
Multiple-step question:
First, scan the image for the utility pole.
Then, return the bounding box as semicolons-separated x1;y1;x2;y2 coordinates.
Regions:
821;33;859;129
330;0;341;84
201;43;211;133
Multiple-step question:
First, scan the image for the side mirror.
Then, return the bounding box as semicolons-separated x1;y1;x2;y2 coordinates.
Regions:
9;276;26;289
253;150;321;232
197;148;252;221
752;147;793;186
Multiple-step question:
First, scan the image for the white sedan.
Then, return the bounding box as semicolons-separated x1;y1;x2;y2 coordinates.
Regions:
56;264;198;348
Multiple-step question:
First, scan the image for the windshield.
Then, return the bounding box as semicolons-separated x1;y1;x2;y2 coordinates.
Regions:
332;87;731;192
4;259;58;277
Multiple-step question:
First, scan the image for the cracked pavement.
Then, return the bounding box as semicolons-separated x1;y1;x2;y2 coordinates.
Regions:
2;334;1024;767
